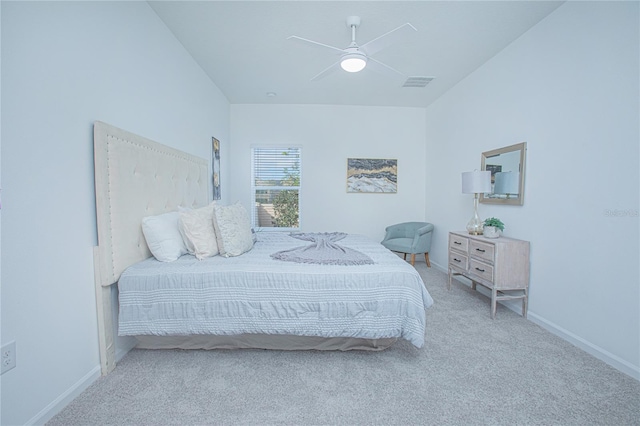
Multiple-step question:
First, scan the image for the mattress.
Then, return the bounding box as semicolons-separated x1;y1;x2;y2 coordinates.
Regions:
118;232;434;348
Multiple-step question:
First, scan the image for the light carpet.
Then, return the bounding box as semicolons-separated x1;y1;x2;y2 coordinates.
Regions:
47;263;639;425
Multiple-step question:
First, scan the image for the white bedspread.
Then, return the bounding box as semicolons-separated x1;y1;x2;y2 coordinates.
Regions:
118;232;434;347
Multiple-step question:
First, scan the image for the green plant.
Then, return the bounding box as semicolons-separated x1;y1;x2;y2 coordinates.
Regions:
271;154;300;228
273;190;299;228
483;217;505;231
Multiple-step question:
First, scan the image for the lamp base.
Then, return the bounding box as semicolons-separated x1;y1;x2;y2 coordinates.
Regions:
466;222;484;236
466;194;484;235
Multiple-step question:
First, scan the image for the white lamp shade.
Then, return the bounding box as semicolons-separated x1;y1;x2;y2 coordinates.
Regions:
340;54;367;72
461;171;492;194
493;171;520;195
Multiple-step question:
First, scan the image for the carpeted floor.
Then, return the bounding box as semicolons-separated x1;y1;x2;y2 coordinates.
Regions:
47;263;640;425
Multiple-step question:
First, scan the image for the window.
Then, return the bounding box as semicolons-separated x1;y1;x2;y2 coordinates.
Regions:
251;147;301;230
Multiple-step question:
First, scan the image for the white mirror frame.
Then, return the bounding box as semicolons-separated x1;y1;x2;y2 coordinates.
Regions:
480;142;527;206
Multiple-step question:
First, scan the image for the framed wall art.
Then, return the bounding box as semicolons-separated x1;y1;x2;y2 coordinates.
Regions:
346;158;397;193
212;137;221;200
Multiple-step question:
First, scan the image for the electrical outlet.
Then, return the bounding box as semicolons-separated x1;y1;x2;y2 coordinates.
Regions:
1;341;16;374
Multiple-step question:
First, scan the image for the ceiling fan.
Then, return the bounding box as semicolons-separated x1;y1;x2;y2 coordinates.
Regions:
288;16;417;81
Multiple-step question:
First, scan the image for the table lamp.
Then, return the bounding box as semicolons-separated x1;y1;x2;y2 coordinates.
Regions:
462;171;491;235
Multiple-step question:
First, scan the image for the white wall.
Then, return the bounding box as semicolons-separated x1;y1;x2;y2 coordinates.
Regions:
1;2;229;425
425;1;639;378
230;104;426;242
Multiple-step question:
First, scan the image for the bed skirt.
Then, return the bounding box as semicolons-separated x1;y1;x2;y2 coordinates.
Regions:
134;334;397;351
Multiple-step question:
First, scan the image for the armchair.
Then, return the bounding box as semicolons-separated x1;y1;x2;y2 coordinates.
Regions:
381;222;434;267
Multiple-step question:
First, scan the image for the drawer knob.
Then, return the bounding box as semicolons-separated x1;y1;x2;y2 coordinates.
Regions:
476;248;485;253
454;241;461;245
475;267;485;272
453;258;461;262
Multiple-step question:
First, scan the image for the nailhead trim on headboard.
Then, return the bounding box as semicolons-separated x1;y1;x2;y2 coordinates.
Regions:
94;122;209;285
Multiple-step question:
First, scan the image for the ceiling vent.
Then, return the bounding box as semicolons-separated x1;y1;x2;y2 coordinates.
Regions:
402;76;435;88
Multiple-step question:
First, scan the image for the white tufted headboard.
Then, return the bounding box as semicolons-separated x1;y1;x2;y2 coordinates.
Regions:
93;121;209;373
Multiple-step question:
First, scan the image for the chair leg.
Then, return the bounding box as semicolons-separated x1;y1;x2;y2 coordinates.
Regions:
424;252;431;268
410;254;416;266
403;253;407;261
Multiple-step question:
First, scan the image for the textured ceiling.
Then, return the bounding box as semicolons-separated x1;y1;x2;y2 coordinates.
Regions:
149;1;564;108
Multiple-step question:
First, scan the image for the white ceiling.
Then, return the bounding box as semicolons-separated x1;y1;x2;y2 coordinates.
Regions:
148;1;564;108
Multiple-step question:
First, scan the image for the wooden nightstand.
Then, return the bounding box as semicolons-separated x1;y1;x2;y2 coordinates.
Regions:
448;231;530;319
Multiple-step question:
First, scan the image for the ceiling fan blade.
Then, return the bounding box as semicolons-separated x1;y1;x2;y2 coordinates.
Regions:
360;23;417;56
310;61;342;81
287;35;345;54
366;57;406;79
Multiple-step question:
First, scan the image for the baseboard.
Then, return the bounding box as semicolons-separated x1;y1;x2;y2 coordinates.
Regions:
526;313;640;381
25;365;101;426
27;338;138;425
431;261;639;381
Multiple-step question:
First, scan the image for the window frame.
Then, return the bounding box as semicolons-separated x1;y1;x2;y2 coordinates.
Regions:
250;145;302;232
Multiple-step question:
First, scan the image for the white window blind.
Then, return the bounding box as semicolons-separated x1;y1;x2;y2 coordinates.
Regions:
251;147;301;230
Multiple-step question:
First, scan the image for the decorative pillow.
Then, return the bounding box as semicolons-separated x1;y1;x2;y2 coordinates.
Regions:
212;202;254;257
178;202;219;260
141;211;188;262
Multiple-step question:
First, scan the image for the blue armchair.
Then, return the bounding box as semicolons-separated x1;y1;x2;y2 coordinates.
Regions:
381;222;434;267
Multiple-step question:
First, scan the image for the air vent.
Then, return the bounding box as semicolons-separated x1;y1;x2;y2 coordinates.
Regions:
402;76;435;88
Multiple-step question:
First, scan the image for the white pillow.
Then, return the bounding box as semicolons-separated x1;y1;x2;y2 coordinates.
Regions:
178;202;219;260
212;202;254;257
141;211;187;262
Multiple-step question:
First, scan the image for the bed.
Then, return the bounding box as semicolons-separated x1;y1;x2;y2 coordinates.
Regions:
92;121;433;375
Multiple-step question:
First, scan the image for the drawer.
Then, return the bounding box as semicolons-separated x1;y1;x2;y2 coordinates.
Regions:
469;259;494;283
469;240;495;263
449;251;468;271
449;235;469;252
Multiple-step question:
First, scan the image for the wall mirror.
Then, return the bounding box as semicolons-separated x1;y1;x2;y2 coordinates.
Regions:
480;142;527;206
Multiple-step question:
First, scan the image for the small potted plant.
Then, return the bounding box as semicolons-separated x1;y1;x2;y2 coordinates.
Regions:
483;217;504;238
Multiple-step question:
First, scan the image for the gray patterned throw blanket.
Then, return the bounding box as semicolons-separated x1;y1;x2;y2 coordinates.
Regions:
271;232;375;265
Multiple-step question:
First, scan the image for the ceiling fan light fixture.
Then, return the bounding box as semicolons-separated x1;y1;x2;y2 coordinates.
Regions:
289;15;416;80
340;53;367;73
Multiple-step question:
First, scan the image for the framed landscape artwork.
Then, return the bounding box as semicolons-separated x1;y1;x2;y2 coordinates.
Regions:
212;137;221;200
346;158;397;193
